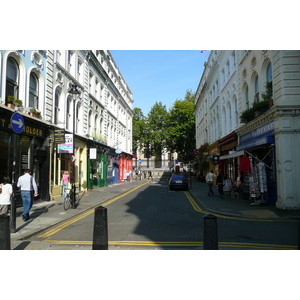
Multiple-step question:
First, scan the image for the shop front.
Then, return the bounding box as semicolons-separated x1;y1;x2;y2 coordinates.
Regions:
118;151;133;182
218;132;239;183
236;121;277;204
208;141;220;173
88;146;108;189
0;108;50;201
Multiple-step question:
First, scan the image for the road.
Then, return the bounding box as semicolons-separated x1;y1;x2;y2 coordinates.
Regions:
26;181;298;250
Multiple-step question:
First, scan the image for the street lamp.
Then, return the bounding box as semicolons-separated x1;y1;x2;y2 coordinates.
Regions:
68;83;80;208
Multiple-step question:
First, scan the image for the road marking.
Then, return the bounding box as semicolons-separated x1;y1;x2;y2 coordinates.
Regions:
183;192;293;222
45;240;297;250
38;181;149;239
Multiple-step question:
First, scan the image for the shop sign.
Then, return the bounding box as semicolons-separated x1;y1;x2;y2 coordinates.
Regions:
240;121;274;144
54;129;65;143
1;114;45;137
57;134;73;153
90;148;97;159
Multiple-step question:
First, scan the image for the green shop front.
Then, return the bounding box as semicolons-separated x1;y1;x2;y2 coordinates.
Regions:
87;142;109;189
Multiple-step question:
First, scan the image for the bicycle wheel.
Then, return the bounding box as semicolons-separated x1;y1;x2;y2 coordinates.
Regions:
63;194;71;211
75;193;80;208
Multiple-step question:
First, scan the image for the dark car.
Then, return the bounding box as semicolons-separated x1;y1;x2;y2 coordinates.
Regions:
169;174;189;191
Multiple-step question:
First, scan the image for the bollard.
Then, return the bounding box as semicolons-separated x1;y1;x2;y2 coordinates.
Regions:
203;214;218;250
0;215;11;250
92;206;108;250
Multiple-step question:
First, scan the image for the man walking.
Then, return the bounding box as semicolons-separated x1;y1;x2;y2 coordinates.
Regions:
206;170;216;196
17;169;38;222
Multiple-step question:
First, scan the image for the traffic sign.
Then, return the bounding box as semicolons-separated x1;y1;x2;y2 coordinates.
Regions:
138;159;142;163
11;113;24;133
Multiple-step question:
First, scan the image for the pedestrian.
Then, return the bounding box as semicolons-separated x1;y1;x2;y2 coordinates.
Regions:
206;170;216;196
216;170;225;198
0;176;13;215
62;171;70;199
17;169;38;222
148;170;153;180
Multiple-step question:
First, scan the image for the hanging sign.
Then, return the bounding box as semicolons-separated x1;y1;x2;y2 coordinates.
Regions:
57;134;73;153
54;129;65;143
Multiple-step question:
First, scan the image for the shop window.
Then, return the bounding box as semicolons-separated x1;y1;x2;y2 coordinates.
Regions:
6;57;19;101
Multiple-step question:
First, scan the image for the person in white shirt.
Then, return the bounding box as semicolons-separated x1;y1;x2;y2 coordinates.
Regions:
17;169;38;222
0;176;13;215
206;170;216;196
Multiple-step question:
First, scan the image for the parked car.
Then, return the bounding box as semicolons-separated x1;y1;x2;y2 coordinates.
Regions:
169;174;189;191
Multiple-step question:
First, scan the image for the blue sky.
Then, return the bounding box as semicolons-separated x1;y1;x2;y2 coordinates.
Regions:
110;50;210;116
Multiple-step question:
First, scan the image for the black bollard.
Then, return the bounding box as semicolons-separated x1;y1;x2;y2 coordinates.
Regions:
92;206;108;250
203;214;218;250
0;215;11;250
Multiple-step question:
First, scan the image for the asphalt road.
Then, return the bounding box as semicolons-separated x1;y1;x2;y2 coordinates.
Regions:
31;181;298;250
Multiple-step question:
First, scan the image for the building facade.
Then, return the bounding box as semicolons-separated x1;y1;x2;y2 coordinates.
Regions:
195;50;300;209
0;50;133;201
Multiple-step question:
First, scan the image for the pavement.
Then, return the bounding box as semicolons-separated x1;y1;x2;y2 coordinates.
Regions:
4;176;300;250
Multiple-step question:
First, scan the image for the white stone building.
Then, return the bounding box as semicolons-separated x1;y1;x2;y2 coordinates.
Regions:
195;50;300;209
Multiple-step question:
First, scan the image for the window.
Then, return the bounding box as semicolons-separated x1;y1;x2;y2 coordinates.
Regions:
254;76;259;103
6;57;19;101
54;88;60;125
67;51;72;72
66;97;72;130
29;73;39;108
77;59;83;83
267;62;272;83
245;85;249;109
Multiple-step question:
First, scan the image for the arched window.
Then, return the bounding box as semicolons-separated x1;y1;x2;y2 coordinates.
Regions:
29;72;39;108
54;88;61;125
245;85;249;109
254;75;259;103
66;96;72;130
6;57;19;101
267;62;272;83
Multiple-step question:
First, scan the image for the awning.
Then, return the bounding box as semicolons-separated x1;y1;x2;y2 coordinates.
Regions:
220;150;244;160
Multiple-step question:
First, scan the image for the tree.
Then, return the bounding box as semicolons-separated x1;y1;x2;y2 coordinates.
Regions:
146;101;169;167
132;107;146;154
166;90;195;164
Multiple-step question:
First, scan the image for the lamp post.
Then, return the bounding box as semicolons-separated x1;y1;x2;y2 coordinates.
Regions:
68;83;80;208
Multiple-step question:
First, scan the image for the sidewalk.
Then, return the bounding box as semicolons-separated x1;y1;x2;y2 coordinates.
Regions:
9;176;300;248
189;178;300;220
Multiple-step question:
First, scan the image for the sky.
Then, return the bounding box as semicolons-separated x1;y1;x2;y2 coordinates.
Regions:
110;50;210;115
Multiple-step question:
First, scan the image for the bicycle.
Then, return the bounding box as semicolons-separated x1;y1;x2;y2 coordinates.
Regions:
63;185;80;210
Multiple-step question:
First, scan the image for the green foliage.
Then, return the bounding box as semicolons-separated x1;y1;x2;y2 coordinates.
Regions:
240;100;269;123
166;90;196;163
132;90;196;164
132;108;146;153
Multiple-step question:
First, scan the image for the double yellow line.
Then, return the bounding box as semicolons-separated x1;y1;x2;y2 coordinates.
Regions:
44;240;297;249
38;181;149;239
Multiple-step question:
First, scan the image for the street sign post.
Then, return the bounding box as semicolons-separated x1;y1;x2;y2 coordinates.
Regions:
10;112;24;134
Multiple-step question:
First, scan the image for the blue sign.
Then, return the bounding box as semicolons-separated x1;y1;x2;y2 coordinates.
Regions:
138;159;142;163
11;113;24;133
